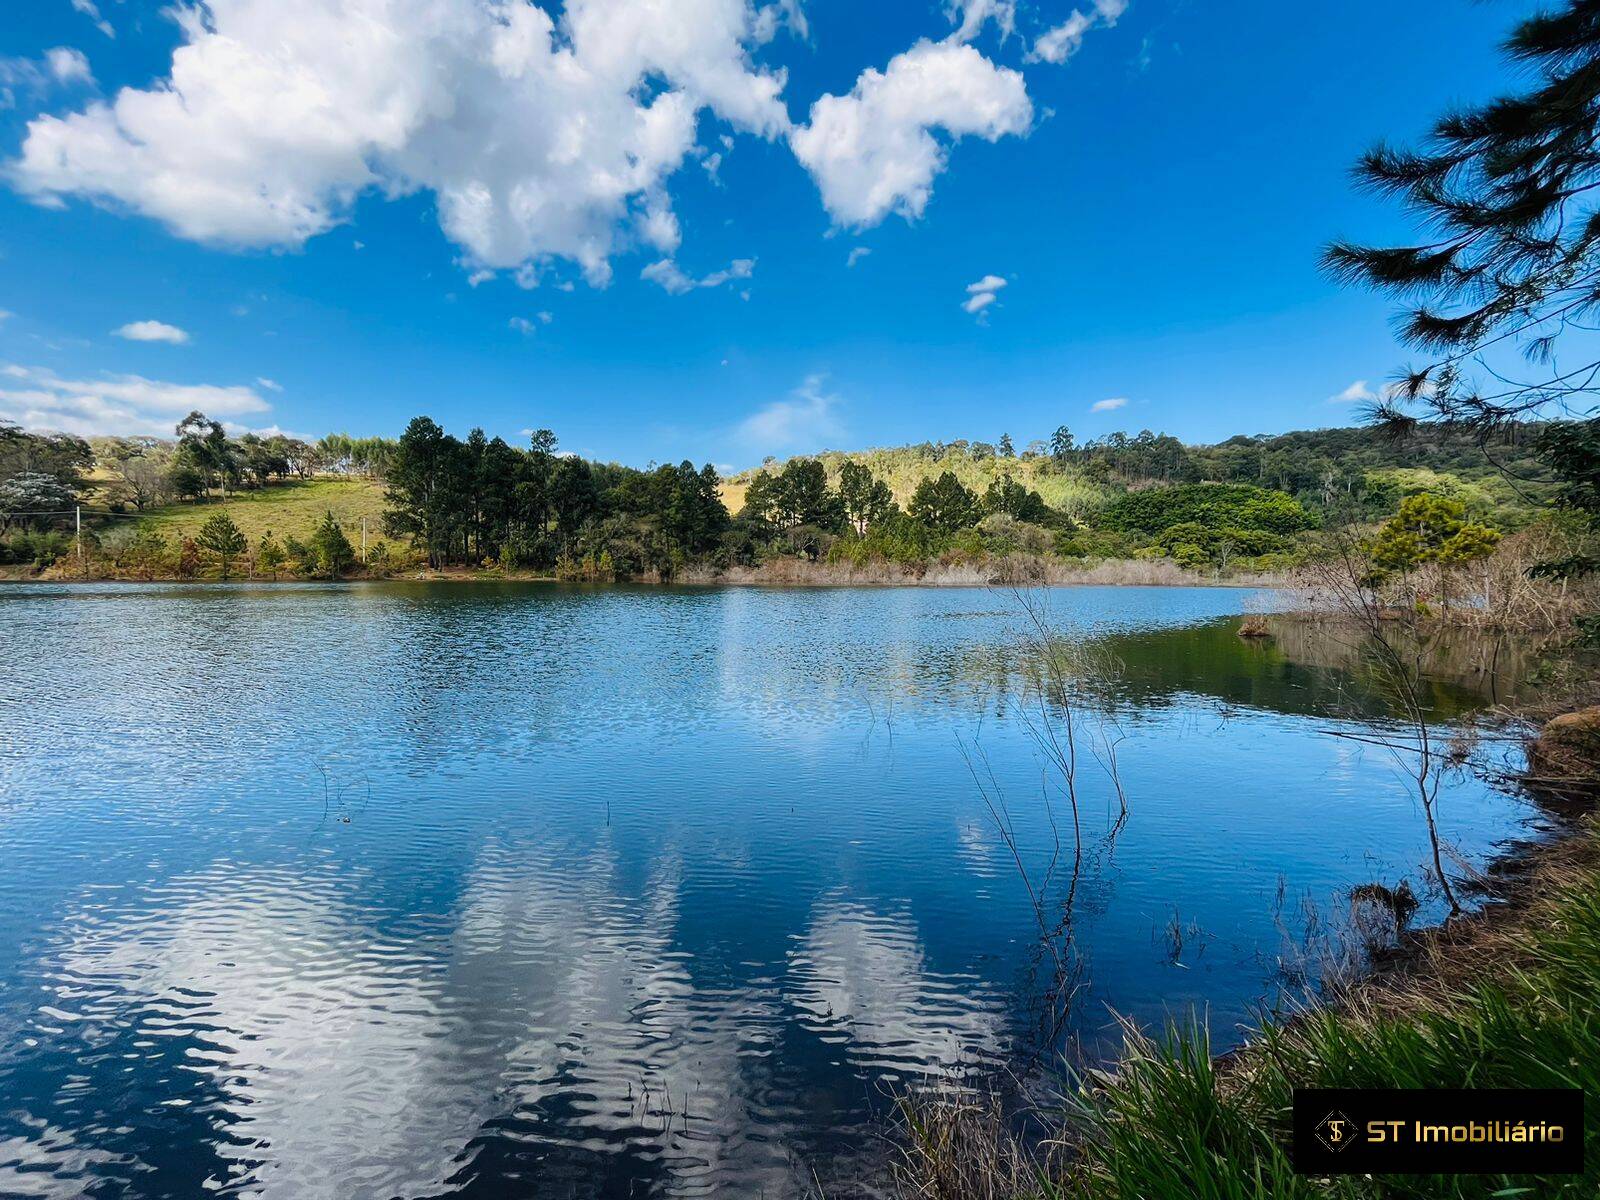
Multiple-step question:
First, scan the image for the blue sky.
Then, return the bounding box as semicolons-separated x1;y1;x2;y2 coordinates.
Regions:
0;0;1518;469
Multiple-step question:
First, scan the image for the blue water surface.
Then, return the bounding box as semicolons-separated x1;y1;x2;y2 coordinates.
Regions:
0;583;1538;1198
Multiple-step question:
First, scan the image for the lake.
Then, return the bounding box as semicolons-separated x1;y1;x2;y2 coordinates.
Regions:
0;583;1540;1198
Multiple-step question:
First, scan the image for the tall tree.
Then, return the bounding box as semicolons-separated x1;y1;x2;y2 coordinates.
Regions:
837;461;894;535
195;512;247;579
908;472;981;534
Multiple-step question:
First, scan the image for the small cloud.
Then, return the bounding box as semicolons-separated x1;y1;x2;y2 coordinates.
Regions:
46;47;94;85
71;0;115;38
114;320;190;345
736;373;845;453
0;310;12;325
963;273;1008;318
466;269;494;287
1028;0;1126;65
1;46;95;102
846;246;872;268
256;377;283;392
1091;397;1128;412
508;317;539;335
1329;379;1377;404
642;257;755;295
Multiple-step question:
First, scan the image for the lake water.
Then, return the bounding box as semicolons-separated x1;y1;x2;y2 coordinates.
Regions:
0;583;1539;1198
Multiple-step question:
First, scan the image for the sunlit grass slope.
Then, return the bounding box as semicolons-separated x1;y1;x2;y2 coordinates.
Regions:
131;478;388;544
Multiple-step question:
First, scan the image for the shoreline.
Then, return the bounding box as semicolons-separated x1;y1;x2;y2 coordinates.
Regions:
5;556;1291;590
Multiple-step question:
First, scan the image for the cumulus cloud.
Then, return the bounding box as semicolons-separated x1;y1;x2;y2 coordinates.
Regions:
963;273;1007;317
789;39;1031;228
846;246;871;268
1028;0;1128;65
641;256;755;295
114;319;190;344
71;0;116;39
10;0;793;285
0;363;272;437
1329;379;1376;404
1090;396;1127;412
737;374;845;452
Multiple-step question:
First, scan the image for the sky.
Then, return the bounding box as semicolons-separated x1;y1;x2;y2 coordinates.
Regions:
0;0;1525;469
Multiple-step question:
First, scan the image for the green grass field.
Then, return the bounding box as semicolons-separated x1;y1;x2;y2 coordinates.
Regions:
121;477;389;545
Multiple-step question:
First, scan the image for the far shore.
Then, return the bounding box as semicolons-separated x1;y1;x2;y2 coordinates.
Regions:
4;555;1292;590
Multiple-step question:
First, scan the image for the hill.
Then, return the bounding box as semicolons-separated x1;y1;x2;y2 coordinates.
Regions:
727;423;1554;528
125;478;388;546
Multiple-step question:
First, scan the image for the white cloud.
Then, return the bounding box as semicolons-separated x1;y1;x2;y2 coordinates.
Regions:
114;319;190;344
1;47;94;104
10;0;793;285
641;256;755;295
737;373;845;452
790;39;1031;227
46;48;94;86
1329;379;1376;404
962;272;1007;317
256;376;283;392
0;363;271;437
1091;396;1127;412
509;312;554;334
71;0;115;39
0;310;11;324
1028;0;1128;65
947;0;1016;43
846;246;871;268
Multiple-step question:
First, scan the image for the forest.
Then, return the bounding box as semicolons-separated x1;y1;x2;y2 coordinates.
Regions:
0;407;1590;588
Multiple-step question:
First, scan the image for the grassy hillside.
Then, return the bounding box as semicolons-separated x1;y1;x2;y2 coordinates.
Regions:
125;478;388;544
726;423;1556;529
725;448;1111;519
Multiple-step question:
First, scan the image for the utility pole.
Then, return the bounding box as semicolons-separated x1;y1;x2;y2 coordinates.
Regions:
75;505;82;576
361;516;368;563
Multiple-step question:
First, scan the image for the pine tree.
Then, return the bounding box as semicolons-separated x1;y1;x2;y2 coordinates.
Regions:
195;512;247;580
1326;2;1600;433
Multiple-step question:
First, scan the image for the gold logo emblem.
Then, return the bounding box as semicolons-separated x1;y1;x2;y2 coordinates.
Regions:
1316;1110;1359;1154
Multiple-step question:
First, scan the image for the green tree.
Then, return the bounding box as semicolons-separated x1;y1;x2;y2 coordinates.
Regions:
257;532;287;580
908;472;981;534
998;432;1015;458
837;460;894;535
1367;494;1501;606
308;510;356;576
195;512;247;579
1049;425;1075;465
982;474;1050;522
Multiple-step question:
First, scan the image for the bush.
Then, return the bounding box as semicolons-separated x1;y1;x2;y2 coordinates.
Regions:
977;513;1054;556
